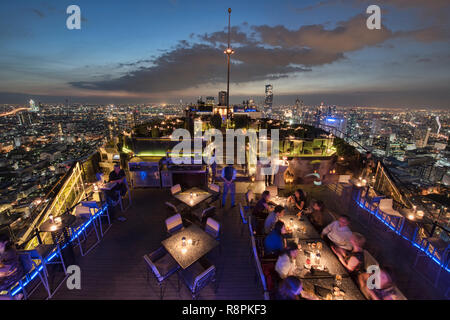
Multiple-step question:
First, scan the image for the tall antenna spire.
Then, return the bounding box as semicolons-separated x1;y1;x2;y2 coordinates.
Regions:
224;8;235;121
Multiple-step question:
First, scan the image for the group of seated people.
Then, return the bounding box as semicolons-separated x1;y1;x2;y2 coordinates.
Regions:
251;188;398;300
0;234;23;299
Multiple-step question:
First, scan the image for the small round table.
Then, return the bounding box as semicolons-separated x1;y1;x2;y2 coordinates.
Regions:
40;214;77;264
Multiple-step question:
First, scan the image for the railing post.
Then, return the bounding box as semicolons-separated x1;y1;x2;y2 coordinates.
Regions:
35;228;42;245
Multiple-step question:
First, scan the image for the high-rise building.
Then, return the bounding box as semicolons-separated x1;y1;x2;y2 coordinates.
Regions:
294;98;304;124
205;96;215;106
218;91;227;106
17;111;32;126
29;99;39;112
264;84;273;116
346;109;357;139
424;127;432;147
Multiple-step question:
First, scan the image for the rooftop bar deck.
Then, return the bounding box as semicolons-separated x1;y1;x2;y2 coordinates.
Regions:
17;181;445;300
50;187;262;300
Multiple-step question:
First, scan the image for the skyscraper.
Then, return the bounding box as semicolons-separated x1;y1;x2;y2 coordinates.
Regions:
424;127;431;147
218;91;227;106
294;98;304;124
29;99;39;112
264;84;273;116
206;96;215;106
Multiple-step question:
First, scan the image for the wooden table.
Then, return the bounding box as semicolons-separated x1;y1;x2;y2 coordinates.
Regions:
301;277;364;300
173;187;212;208
293;239;349;279
280;214;321;241
99;181;117;191
162;224;218;269
40;214;77;264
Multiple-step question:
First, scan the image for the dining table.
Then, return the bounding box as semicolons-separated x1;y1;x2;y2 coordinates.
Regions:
173;187;212;208
162;224;218;269
280;214;322;241
40;213;77;265
301;277;365;300
293;239;349;279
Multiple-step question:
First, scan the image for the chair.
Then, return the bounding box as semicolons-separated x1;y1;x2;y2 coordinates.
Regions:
28;242;67;298
143;247;180;300
378;199;401;217
266;186;278;197
207;184;221;207
209;184;220;193
200;207;216;224
178;257;217;299
70;204;101;256
1;251;50;300
165;214;184;235
245;190;255;211
171;184;182;195
239;203;248;236
110;178;132;212
205;218;220;240
165;201;179;215
83;201;111;238
250;235;270;299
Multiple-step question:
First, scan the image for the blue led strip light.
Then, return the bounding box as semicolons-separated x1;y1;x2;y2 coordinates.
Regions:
355;197;449;274
8;204;109;296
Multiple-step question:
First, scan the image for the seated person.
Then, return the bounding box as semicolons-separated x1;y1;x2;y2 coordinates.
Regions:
306;200;325;230
0;234;24;293
333;232;365;276
264;221;287;256
252;191;273;219
358;266;397;300
107;163;127;202
321;215;352;253
275;276;318;300
264;205;285;234
288;188;306;217
275;242;299;279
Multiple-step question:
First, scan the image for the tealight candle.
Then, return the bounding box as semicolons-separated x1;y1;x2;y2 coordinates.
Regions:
181;248;187;254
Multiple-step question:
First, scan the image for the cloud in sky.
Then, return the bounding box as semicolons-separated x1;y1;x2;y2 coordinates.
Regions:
70;13;447;95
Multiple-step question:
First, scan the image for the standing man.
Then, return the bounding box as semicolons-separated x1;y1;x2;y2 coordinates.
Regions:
221;163;236;208
209;150;217;183
263;157;273;187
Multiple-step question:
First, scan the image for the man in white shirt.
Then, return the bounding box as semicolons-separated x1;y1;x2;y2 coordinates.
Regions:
321;215;352;252
275;242;299;279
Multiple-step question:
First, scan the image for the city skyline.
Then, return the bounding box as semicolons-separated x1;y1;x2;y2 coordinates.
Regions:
0;0;450;108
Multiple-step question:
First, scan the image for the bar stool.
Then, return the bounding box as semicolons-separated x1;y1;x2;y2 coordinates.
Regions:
70;203;101;256
84;201;111;237
28;242;67;298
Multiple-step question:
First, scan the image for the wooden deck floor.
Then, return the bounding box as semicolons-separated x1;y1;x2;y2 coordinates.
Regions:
50;188;262;300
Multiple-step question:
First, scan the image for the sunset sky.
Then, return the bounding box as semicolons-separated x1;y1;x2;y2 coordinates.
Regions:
0;0;449;108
